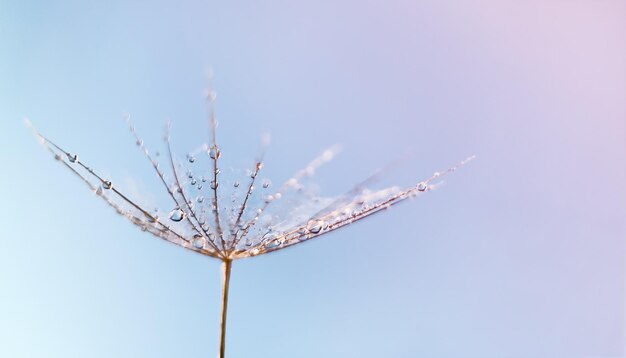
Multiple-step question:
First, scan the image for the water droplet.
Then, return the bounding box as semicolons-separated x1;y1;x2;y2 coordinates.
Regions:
197;196;204;203
432;171;441;178
187;154;196;163
417;182;428;192
67;154;77;163
187;170;193;178
197;183;203;190
262;181;270;189
201;176;207;182
192;234;206;249
233;181;240;188
169;208;185;222
136;139;143;146
54;154;62;161
307;220;325;234
208;146;221;159
102;181;112;190
210;180;218;189
191;178;197;185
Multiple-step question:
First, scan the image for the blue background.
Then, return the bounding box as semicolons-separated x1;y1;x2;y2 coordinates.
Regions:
1;0;624;357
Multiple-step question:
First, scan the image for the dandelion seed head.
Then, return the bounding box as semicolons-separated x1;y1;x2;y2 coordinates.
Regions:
27;105;472;261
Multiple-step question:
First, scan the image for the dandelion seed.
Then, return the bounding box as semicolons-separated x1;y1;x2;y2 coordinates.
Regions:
26;95;474;358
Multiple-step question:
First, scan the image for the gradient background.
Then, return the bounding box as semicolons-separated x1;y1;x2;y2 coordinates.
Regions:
1;0;625;357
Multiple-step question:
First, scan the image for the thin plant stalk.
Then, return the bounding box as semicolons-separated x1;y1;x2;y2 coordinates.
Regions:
219;259;232;358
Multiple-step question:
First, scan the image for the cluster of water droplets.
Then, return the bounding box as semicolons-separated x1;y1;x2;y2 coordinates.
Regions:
31;113;472;259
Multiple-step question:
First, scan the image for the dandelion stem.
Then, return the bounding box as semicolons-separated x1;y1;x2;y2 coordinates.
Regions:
219;259;232;358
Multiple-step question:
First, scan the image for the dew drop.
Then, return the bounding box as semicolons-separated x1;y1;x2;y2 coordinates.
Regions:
197;183;203;190
262;181;270;189
197;196;204;203
67;154;78;163
417;182;428;192
187;154;196;163
187;170;193;178
307;220;326;234
102;181;112;190
192;234;206;249
233;181;240;188
201;176;207;182
210;180;218;189
136;139;143;146
191;178;197;185
208;146;221;159
169;208;185;222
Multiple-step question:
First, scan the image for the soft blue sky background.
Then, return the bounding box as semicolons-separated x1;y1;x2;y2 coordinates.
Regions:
1;0;625;357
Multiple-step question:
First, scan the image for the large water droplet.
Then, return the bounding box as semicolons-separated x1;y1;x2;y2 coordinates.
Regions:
210;180;218;189
102;181;112;190
417;182;428;191
192;234;206;249
307;220;326;234
208;146;221;159
169;208;185;222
